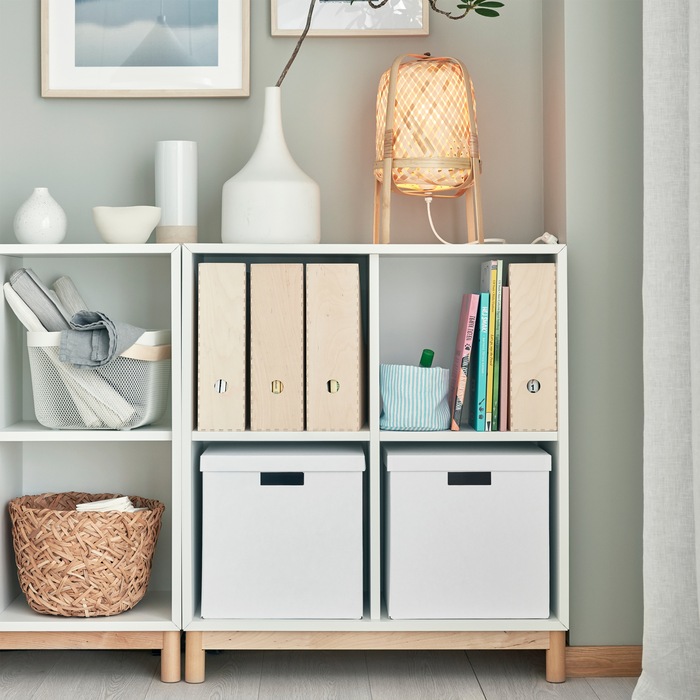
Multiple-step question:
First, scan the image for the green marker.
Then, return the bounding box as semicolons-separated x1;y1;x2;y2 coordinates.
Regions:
419;349;434;367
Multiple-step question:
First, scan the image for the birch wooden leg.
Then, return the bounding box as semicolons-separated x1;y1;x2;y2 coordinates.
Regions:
160;631;181;683
546;630;566;682
185;631;206;684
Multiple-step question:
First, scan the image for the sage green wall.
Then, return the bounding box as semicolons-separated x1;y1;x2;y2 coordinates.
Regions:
0;0;545;245
564;0;644;646
0;0;643;645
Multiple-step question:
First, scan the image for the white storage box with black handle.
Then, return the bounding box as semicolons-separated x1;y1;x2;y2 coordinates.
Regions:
383;443;551;619
200;443;365;619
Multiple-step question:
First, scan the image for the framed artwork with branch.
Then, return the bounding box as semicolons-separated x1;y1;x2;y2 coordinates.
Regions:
272;0;429;37
41;0;249;98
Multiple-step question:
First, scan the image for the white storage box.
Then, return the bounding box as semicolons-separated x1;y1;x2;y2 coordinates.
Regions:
384;443;551;619
200;444;365;619
27;330;171;430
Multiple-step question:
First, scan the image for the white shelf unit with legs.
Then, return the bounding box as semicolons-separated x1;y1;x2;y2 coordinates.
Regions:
181;243;569;684
0;244;182;682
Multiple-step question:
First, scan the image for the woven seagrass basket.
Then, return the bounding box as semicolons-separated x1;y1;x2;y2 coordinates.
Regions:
8;492;164;617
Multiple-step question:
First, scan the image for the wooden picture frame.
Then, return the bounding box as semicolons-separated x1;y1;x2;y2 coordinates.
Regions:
41;0;250;98
272;0;428;37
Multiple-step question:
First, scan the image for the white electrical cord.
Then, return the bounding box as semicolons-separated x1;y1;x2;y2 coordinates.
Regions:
424;198;560;246
425;197;454;245
424;197;506;245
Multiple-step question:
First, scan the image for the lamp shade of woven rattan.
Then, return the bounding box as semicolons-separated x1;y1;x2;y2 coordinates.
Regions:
373;54;484;244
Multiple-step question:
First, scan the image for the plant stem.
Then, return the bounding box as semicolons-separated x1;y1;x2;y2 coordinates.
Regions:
276;0;318;87
428;0;470;20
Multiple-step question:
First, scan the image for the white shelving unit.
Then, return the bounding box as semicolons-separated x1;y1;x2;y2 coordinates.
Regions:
181;243;569;683
0;244;182;682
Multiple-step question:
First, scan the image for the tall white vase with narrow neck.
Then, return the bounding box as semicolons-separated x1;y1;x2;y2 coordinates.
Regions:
221;87;321;244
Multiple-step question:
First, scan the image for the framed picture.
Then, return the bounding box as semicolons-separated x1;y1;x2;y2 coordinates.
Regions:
41;0;250;98
272;0;428;37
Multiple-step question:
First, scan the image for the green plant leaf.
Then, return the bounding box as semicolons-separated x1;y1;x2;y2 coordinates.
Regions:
475;8;500;17
478;1;505;7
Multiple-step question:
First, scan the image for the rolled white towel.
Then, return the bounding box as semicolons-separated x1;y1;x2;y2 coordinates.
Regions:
76;496;148;512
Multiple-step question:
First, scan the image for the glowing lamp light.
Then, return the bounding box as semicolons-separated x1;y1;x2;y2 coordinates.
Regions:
373;54;484;244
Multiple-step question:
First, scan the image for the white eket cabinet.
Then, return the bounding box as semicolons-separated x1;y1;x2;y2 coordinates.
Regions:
0;243;567;683
180;243;569;684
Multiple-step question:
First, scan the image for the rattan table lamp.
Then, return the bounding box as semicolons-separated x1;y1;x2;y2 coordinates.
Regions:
373;54;484;245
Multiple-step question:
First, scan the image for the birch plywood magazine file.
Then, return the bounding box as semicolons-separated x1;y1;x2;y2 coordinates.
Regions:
508;263;558;432
306;263;364;432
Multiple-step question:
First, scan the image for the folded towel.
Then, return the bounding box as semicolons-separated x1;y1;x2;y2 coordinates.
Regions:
9;268;71;331
76;496;147;512
59;310;145;369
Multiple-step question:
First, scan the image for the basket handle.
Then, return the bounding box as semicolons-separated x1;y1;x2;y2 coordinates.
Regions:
120;343;171;362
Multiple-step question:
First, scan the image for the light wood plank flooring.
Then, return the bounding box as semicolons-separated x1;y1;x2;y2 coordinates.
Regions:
0;649;638;699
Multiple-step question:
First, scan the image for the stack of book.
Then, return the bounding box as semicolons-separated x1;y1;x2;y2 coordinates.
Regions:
448;260;557;432
448;260;508;432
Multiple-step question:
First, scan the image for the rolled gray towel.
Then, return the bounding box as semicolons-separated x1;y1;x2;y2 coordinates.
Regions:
9;268;71;331
52;276;90;317
59;310;145;369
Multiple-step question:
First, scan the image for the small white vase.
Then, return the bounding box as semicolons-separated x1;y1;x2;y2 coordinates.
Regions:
13;187;67;244
221;86;321;244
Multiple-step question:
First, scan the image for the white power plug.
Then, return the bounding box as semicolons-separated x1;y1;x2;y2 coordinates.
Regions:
532;232;559;244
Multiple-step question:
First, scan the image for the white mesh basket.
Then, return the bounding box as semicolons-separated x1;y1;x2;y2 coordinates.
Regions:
26;330;171;431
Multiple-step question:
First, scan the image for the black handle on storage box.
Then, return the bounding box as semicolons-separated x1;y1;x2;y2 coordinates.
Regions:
260;472;305;486
447;472;491;486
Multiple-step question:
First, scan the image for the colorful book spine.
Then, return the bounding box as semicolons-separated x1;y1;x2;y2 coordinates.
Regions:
480;261;498;431
448;293;480;430
491;259;504;431
470;292;490;432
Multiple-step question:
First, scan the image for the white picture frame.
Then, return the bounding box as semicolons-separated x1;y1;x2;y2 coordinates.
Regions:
41;0;250;98
272;0;429;37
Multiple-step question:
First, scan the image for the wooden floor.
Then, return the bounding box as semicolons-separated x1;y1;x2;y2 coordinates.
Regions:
0;648;638;699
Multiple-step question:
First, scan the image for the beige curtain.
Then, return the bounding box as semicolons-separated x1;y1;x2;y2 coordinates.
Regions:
635;1;700;697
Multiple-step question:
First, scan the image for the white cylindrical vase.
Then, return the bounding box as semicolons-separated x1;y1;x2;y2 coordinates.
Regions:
221;87;321;244
13;187;67;244
155;140;197;243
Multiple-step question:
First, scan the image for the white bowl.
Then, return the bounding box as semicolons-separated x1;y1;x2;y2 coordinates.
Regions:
93;206;161;244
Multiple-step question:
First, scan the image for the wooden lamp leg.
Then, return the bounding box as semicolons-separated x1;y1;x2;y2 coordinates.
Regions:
546;630;567;683
466;190;476;243
373;178;382;244
379;155;393;245
465;156;484;244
